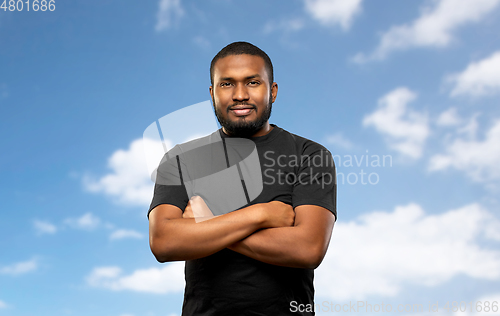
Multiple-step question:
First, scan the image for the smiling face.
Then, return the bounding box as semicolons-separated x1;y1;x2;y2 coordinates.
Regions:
210;54;278;138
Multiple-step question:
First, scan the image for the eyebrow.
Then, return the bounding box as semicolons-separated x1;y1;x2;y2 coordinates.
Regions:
219;74;261;81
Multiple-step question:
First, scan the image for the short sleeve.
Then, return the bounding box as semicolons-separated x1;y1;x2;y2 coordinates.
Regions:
147;153;189;218
148;183;189;218
292;145;337;220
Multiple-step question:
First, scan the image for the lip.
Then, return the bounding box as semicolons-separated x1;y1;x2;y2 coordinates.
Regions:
230;108;254;117
229;104;255;117
230;105;255;110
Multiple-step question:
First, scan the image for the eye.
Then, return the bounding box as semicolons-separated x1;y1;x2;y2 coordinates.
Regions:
248;81;260;86
219;82;232;87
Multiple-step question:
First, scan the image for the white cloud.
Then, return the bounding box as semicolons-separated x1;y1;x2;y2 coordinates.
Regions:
263;18;305;34
0;258;38;276
363;87;429;159
155;0;184;32
87;262;185;294
0;300;7;309
110;229;143;241
192;36;211;50
457;113;481;139
304;0;363;30
429;119;500;183
353;0;500;62
316;203;500;301
84;139;155;207
64;213;101;230
325;132;354;149
436;107;462;127
447;51;500;97
33;220;57;235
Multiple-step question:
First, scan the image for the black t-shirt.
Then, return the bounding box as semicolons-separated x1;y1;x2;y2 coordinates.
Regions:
148;125;336;316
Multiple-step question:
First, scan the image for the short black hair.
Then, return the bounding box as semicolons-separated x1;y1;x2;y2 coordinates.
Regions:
210;41;274;87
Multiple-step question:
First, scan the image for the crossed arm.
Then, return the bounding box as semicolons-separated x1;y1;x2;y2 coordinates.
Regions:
227;204;334;269
149;199;335;269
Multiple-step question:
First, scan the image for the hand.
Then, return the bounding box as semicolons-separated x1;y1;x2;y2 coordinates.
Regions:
183;201;194;218
260;201;295;228
183;196;214;221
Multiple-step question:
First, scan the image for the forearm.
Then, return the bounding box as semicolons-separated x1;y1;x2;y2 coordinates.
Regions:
228;205;335;269
150;205;265;262
228;226;323;269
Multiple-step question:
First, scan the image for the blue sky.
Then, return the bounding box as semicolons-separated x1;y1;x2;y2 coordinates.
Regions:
1;0;500;315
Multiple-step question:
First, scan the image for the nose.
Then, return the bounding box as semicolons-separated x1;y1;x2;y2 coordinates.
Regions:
232;83;249;102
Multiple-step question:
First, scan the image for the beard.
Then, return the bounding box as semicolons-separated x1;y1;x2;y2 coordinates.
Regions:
213;94;273;138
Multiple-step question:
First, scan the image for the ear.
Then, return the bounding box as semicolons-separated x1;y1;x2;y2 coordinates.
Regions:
271;82;278;103
209;86;214;100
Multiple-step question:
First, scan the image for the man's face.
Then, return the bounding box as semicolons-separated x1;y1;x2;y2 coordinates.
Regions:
210;54;278;138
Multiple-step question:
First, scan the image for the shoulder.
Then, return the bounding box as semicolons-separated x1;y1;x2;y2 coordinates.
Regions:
276;127;333;159
167;130;221;157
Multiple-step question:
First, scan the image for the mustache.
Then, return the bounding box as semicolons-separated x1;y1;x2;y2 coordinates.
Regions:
227;103;257;112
